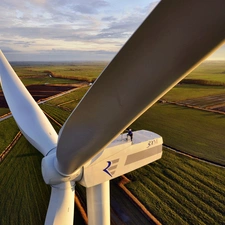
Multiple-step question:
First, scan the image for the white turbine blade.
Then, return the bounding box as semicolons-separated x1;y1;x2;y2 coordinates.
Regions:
45;182;75;225
56;0;225;175
0;50;58;156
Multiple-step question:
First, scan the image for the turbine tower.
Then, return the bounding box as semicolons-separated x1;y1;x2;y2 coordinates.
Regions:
0;1;224;225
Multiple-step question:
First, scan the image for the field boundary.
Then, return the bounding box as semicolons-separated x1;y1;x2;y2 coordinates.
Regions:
0;132;22;163
160;99;225;115
164;144;225;168
44;111;63;127
118;175;162;225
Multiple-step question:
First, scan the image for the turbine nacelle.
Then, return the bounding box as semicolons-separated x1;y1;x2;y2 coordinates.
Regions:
80;130;162;188
42;130;162;187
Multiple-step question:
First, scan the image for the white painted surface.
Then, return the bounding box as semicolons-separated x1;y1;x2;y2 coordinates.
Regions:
0;51;58;156
45;182;75;225
86;181;110;225
80;130;163;187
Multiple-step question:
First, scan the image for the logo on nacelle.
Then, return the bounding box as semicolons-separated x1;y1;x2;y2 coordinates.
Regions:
103;161;112;177
103;158;119;177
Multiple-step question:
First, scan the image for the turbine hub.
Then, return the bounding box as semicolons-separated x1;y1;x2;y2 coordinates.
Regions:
42;149;82;185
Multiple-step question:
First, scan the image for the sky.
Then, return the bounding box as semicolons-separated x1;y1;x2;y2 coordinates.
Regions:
0;0;224;62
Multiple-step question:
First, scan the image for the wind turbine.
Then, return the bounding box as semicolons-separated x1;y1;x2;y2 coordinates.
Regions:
0;1;225;225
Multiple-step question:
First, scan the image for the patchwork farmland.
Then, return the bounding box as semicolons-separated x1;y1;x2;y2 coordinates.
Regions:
177;93;225;111
1;61;225;224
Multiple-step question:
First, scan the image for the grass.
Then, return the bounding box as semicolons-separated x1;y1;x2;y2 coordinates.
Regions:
0;124;85;225
0;62;107;87
39;87;90;127
0;117;19;154
163;84;225;101
1;64;81;87
12;62;107;83
132;103;225;165
0;108;10;116
186;60;225;83
35;82;225;224
41;104;71;125
126;149;225;225
0;136;49;225
21;76;80;86
1;60;225;225
43;86;89;111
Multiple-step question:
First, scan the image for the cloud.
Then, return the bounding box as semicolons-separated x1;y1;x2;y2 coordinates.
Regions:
1;0;223;62
99;16;142;39
1;46;19;53
0;0;149;48
73;0;109;14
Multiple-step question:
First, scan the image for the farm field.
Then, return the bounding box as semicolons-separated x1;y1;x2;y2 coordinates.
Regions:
0;135;85;225
26;95;225;224
185;60;225;84
41;86;89;113
0;60;225;224
132;103;225;165
159;61;225;107
126;148;225;225
162;84;225;102
11;61;107;84
0;108;10;115
0;136;50;225
0;117;19;154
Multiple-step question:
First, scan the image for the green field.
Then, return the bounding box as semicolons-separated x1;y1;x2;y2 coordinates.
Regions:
162;84;225;101
21;76;80;86
162;61;225;102
0;136;49;225
126;149;225;225
132;103;225;165
41;86;89;113
0;135;84;225
1;60;225;224
0;108;10;115
186;60;225;83
12;62;107;85
0;117;19;154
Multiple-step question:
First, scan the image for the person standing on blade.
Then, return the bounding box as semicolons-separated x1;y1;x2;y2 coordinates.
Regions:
127;129;133;142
